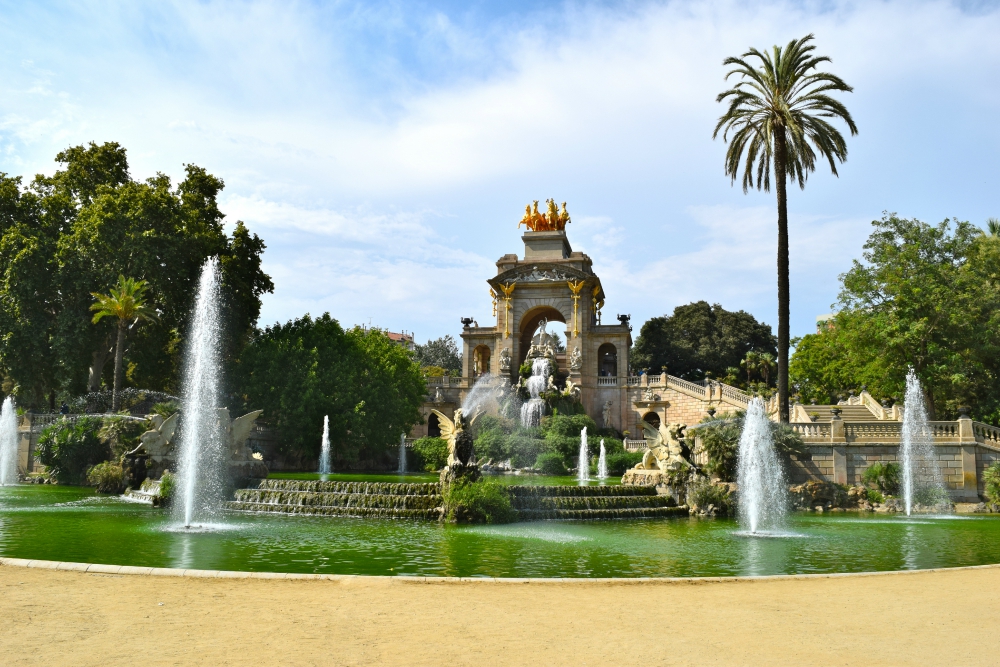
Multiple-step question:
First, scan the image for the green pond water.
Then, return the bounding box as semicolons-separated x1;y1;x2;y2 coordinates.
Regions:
2;483;999;578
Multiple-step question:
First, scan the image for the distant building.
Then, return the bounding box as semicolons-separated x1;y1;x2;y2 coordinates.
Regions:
386;331;415;351
816;314;835;332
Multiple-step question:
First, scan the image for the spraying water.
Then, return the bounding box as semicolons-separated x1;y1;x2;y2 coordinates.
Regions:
398;433;407;474
318;415;331;474
173;259;224;528
900;369;946;515
520;358;550;427
597;439;608;481
0;397;18;485
736;398;787;534
578;427;589;484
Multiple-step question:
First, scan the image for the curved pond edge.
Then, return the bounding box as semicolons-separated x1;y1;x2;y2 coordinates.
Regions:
4;555;1000;583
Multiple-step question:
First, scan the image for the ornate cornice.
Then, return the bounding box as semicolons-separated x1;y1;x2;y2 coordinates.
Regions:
491;264;590;286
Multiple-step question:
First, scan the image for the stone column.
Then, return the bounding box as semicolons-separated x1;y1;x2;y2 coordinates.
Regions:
830;413;847;484
958;414;980;501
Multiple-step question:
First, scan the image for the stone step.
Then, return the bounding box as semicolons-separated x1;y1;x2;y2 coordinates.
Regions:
224;501;441;520
510;495;677;511
516;507;689;520
232;489;442;510
505;485;658;498
254;479;441;496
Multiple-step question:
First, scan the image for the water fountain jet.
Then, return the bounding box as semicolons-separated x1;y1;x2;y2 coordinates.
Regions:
736;398;787;535
0;397;18;485
900;368;946;515
597;439;607;481
319;415;331;475
397;432;407;474
520;359;550;428
578;427;589;484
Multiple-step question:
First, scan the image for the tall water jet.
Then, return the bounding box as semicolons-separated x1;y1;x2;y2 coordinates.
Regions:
318;415;331;474
578;427;589;484
0;397;18;485
520;358;550;428
173;259;224;528
736;398;787;534
900;368;946;515
597;439;608;481
398;433;407;474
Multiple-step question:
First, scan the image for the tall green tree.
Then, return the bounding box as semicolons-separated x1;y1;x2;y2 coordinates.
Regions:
713;34;857;422
790;214;1000;420
236;314;426;464
90;276;158;411
631;301;776;383
413;335;462;374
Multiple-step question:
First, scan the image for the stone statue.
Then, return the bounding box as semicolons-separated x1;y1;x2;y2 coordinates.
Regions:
644;387;654;401
131;413;179;458
430;408;480;468
602;400;613;429
434;387;444;403
633;421;690;473
563;379;581;398
569;346;582;371
217;408;264;462
499;348;512;372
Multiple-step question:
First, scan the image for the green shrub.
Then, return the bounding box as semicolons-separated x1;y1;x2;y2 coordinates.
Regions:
444;478;516;524
605;451;643;475
411;436;448;472
983;462;1000;504
98;417;147;461
689;482;734;515
913;485;949;507
866;488;885;504
541;413;597;460
38;417;109;485
87;461;125;494
862;461;900;494
159;471;175;500
694;410;804;482
151;400;180;418
535;452;568;475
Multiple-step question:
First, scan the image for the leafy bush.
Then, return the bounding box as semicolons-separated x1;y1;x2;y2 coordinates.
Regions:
535;452;567;475
444;478;516;524
913;485;949;507
98;417;147;460
861;461;900;494
87;461;125;493
866;488;885;504
151;401;180;418
689;482;734;514
983;461;1000;504
694;410;804;482
605;451;643;475
541;413;597;460
159;471;175;501
38;417;109;485
411;436;448;472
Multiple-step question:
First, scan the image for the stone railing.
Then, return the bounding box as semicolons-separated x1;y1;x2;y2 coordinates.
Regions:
844;422;902;442
596;376;618;387
624;439;647;452
789;422;832;439
974;422;1000;446
666;375;705;397
424;376;460;386
787;418;1000;448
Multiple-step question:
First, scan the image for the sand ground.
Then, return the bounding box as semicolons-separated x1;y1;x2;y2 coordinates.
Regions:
2;563;998;667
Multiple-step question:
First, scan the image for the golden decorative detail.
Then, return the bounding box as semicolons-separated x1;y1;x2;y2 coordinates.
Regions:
518;199;571;232
499;282;516;338
490;288;498;318
567;280;585;338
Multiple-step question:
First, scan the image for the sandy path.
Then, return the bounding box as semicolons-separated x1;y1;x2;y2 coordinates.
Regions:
2;563;998;666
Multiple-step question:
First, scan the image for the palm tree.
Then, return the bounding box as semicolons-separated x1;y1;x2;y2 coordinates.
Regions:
987;218;1000;236
714;34;857;423
90;276;157;411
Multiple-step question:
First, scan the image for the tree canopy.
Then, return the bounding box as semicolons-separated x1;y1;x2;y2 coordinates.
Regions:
790;213;1000;420
631;301;777;383
236;314;426;463
413;335;462;374
0;142;273;408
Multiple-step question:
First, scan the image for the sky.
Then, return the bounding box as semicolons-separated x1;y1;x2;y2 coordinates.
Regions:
0;0;997;345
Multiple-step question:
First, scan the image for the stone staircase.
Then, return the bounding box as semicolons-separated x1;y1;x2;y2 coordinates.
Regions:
507;485;688;520
801;405;879;421
225;479;689;521
224;479;443;520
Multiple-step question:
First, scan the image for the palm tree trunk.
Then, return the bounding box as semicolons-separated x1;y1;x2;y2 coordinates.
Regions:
112;321;125;412
774;130;790;423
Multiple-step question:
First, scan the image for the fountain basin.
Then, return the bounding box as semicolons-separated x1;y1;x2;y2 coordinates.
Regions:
4;483;1000;578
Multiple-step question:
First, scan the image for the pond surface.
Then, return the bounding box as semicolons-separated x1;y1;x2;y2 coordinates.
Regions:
2;484;999;578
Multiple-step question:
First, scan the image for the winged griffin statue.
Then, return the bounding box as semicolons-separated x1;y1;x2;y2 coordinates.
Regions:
632;420;692;473
129;413;180;458
430;407;480;469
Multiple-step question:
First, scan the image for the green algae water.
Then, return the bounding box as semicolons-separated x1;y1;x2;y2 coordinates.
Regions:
3;484;1000;578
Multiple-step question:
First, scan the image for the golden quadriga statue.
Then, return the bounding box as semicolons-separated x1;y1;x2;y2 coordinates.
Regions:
431;407;481;485
518;199;571;232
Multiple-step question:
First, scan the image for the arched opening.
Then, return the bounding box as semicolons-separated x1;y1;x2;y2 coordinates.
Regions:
518;306;567;369
427;412;441;438
473;345;491;377
598;343;617;377
641;411;660;430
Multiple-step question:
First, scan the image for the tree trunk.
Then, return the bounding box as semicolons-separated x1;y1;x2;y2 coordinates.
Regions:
88;335;113;393
112;322;125;412
774;129;790;423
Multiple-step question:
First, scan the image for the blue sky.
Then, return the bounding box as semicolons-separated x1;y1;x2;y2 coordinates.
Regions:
1;0;998;345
